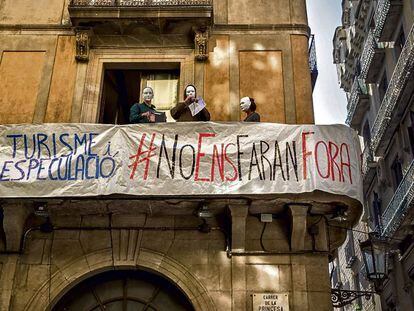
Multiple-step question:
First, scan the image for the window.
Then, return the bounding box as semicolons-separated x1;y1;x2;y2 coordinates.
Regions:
407;111;414;156
100;65;180;124
394;27;406;61
362;120;371;146
354;273;363;308
372;192;382;230
385;296;396;311
391;155;403;190
345;231;356;268
378;72;388;103
331;264;342;289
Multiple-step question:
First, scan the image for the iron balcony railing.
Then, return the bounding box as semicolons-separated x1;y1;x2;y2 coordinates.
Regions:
371;23;414;153
374;0;391;38
360;30;383;80
346;77;368;126
359;30;373;79
381;160;414;237
70;0;212;6
309;34;318;90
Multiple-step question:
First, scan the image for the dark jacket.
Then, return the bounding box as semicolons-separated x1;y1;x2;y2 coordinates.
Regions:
170;100;210;122
129;102;157;124
244;112;260;122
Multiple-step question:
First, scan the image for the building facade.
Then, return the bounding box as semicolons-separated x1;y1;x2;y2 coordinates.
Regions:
333;0;414;310
0;1;361;311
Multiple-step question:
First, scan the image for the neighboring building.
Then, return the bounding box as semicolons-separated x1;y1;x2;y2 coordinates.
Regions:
333;0;414;310
0;1;364;311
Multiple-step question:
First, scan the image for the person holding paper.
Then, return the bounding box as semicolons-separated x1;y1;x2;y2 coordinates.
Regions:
240;96;260;122
170;84;210;122
129;87;166;123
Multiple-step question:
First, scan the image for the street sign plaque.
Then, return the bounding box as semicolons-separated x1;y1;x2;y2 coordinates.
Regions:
252;293;289;311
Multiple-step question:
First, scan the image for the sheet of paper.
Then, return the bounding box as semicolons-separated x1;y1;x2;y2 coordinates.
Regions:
188;98;205;116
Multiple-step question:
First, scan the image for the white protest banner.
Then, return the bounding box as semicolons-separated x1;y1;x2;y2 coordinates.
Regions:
0;122;363;202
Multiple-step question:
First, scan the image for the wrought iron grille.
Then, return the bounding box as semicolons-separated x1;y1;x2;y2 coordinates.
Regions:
371;23;414;153
309;34;318;90
309;35;317;74
70;0;212;6
374;0;391;38
381;160;414;237
346;77;368;125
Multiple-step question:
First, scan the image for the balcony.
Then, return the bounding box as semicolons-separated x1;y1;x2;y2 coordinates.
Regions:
381;160;414;237
346;77;369;127
374;0;403;42
371;24;414;154
68;0;213;31
360;30;386;83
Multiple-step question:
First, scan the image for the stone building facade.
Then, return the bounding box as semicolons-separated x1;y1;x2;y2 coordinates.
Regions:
333;0;414;310
0;1;360;310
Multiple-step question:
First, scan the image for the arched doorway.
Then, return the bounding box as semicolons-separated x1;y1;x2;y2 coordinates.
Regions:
52;269;195;311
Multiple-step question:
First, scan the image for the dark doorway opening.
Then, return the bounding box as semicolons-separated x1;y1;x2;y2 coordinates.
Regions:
53;269;195;311
100;63;180;124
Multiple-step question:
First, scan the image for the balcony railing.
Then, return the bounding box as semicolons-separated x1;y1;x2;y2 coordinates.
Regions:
360;30;386;83
360;30;375;79
374;0;403;42
68;0;213;29
70;0;212;6
381;160;414;237
371;23;414;153
346;77;369;126
309;34;318;91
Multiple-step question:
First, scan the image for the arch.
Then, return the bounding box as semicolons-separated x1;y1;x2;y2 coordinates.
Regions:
23;248;215;311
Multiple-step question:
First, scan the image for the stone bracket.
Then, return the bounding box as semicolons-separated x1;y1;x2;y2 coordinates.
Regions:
194;27;209;62
75;27;92;62
228;203;249;251
288;204;308;251
1;204;32;252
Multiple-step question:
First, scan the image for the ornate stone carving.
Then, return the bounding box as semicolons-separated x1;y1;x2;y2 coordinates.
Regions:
75;29;91;62
194;29;208;61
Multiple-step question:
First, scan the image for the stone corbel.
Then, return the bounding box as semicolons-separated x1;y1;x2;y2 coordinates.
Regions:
1;203;32;252
228;203;249;251
75;27;92;62
288;204;309;251
194;27;209;62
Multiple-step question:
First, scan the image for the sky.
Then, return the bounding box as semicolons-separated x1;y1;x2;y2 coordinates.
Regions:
306;0;348;124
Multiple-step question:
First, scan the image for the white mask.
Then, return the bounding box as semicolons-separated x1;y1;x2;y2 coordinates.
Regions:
240;97;251;111
185;86;196;98
143;87;154;101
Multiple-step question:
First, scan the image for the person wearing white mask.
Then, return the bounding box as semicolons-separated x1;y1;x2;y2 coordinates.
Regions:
240;96;260;122
129;87;159;123
170;84;210;122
